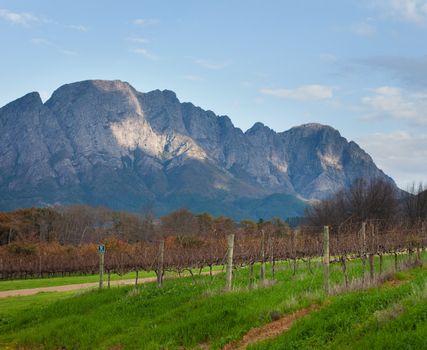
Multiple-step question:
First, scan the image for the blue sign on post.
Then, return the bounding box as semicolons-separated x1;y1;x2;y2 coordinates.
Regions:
98;244;105;288
98;244;106;254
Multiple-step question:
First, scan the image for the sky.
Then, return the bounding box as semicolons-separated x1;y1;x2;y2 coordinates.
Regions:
0;0;426;189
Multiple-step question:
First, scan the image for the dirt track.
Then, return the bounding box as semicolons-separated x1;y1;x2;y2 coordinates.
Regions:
222;304;320;350
0;271;221;298
0;276;158;298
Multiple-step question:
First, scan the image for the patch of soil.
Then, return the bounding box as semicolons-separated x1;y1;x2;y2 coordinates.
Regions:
382;279;405;288
222;304;320;350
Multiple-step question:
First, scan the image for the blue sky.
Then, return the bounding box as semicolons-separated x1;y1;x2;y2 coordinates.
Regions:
1;0;426;189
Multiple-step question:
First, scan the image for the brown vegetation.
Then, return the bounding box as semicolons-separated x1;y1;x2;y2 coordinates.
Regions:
1;179;426;281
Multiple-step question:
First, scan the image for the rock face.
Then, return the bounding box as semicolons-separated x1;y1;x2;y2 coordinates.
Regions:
0;80;396;219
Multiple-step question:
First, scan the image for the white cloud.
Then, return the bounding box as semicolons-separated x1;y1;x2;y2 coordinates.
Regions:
351;22;376;36
59;49;77;56
127;37;150;44
130;48;158;60
133;18;159;26
373;0;427;26
260;85;334;100
357;131;427;188
0;9;90;32
181;75;202;81
319;53;337;62
31;38;77;56
0;8;38;26
31;38;51;45
357;55;427;88
194;59;230;70
66;24;88;32
361;86;427;124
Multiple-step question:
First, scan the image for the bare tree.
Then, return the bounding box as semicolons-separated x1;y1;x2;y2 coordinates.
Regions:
402;183;427;225
307;178;398;227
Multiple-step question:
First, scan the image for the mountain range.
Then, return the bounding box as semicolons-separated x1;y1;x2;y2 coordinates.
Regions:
0;80;396;220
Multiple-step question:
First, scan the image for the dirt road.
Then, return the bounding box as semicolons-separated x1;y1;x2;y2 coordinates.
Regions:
0;276;159;298
0;271;220;298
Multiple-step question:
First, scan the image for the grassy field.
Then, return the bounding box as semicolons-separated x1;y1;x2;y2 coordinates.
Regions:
0;254;425;349
0;291;74;318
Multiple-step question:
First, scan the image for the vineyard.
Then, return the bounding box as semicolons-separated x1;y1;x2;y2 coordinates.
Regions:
2;220;426;292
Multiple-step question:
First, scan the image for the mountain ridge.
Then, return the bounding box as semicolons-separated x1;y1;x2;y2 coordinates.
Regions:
0;79;396;220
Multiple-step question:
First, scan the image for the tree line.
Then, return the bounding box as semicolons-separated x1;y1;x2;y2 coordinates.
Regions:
0;178;426;285
306;179;427;228
1;179;426;248
0;205;291;245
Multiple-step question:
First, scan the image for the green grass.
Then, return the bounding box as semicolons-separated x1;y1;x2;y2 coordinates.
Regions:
0;291;74;317
0;261;322;350
250;266;427;350
0;255;425;350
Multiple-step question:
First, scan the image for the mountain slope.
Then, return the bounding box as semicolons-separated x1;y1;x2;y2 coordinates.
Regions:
0;80;396;219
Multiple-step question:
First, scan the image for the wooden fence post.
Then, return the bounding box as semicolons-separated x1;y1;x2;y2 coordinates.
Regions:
269;237;275;279
226;234;235;291
249;262;254;289
292;229;297;275
369;223;375;284
157;240;165;288
415;221;423;263
340;256;349;288
323;225;330;296
99;251;104;289
361;222;367;285
39;255;42;278
423;221;427;257
368;254;374;283
260;229;266;282
394;251;399;271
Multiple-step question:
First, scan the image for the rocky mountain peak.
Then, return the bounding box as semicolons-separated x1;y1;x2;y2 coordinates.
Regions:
246;122;272;134
0;79;398;219
160;89;178;100
1;92;43;113
285;123;340;137
49;79;134;96
0;92;46;131
20;91;43;105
